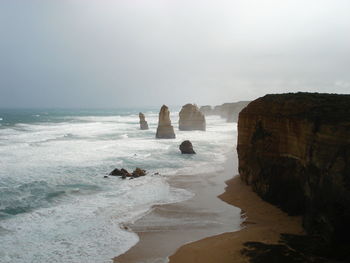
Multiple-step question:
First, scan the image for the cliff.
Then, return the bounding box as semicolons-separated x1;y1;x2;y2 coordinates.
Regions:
199;105;213;115
237;93;350;245
179;104;206;131
200;101;250;123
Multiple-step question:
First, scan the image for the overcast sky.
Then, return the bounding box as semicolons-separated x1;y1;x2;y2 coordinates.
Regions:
1;0;349;108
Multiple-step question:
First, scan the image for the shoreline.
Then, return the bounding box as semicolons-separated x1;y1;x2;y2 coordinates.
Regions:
168;176;304;263
114;151;242;263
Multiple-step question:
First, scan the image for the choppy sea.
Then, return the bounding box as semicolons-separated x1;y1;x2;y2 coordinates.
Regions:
0;108;236;263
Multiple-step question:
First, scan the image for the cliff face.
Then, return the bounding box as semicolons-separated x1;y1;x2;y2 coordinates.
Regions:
179;104;206;131
224;101;250;122
237;93;350;244
200;101;250;122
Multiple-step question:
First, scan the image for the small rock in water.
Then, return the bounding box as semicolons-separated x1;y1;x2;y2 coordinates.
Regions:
132;168;146;177
179;140;196;154
103;175;109;178
109;168;123;176
109;167;147;179
121;168;132;177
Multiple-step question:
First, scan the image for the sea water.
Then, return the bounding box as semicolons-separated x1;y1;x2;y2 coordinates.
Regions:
0;108;236;263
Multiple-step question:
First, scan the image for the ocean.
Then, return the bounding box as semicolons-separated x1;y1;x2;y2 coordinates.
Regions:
0;108;237;263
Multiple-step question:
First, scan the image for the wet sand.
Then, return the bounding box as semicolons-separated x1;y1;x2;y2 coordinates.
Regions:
114;150;304;263
168;176;304;263
114;151;242;263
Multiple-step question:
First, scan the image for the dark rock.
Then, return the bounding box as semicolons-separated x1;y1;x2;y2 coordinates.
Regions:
179;140;196;154
110;167;147;179
132;168;146;177
109;168;123;176
110;168;132;177
103;175;109;178
241;233;349;263
237;92;350;246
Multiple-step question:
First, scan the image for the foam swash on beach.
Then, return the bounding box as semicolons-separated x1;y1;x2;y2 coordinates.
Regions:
0;108;236;263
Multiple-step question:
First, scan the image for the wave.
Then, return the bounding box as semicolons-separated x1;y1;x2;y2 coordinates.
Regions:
0;176;193;263
0;110;235;262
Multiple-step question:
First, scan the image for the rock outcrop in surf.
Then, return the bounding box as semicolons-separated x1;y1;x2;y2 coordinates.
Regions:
179;104;206;131
237;92;350;246
139;112;149;130
109;167;146;179
179;140;196;154
156;105;175;139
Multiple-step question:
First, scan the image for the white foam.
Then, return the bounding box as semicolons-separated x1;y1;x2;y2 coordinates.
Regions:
0;176;193;263
0;112;235;263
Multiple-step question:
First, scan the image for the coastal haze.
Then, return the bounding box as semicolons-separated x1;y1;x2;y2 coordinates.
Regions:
1;1;350;263
1;0;350;108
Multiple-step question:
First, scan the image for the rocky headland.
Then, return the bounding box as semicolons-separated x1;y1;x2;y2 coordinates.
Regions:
138;112;149;130
237;92;350;259
200;101;250;123
169;92;350;263
179;104;206;131
156;105;176;139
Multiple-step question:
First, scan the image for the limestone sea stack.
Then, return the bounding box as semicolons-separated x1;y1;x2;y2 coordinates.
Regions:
139;112;149;130
237;92;350;246
179;104;206;131
156;105;175;139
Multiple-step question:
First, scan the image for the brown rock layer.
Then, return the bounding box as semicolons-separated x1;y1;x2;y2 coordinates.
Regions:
156;105;175;139
237;92;350;245
179;104;206;131
139;112;149;130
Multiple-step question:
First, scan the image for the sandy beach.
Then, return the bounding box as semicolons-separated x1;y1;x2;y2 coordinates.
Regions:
169;176;304;263
114;151;242;263
114;150;304;263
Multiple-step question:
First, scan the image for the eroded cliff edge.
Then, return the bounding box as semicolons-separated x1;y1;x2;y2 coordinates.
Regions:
237;93;350;246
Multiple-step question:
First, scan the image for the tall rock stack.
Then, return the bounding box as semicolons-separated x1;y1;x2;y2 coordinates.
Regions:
179;104;206;131
156;105;175;139
237;92;350;246
139;112;149;130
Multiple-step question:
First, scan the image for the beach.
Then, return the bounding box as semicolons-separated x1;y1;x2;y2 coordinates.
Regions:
169;176;304;263
115;154;304;263
114;151;242;263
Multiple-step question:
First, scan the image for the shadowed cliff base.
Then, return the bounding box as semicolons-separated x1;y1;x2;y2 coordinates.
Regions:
242;233;350;263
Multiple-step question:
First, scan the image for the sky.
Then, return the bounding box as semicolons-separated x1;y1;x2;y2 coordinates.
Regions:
0;0;349;108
